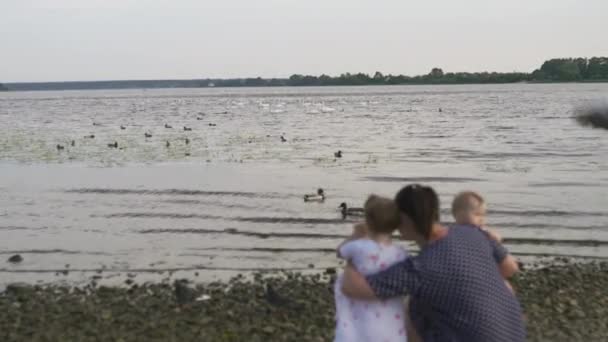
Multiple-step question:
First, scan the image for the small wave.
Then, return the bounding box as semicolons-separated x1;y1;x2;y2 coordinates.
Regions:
0;226;47;231
138;228;345;239
106;213;223;219
489;209;608;217
0;249;110;255
503;238;608;247
191;247;336;253
110;212;347;224
234;217;346;224
363;176;485;183
528;182;604;188
66;188;289;199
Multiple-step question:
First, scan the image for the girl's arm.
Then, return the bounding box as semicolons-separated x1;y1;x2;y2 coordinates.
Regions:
336;223;368;259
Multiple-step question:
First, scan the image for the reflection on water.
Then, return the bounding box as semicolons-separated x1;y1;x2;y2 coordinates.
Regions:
1;84;607;285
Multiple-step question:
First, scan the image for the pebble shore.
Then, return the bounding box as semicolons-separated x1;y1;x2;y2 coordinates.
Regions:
1;261;607;341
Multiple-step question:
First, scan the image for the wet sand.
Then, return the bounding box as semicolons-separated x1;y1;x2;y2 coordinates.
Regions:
1;260;607;342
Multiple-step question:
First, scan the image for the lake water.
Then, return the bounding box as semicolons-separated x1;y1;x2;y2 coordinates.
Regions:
1;84;607;286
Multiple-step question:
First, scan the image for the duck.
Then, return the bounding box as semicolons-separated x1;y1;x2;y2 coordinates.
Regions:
185;138;190;145
166;141;170;148
120;125;126;130
108;141;118;148
165;123;172;129
438;108;443;113
84;134;95;139
196;117;204;121
339;202;364;219
145;132;152;138
56;144;65;150
304;188;325;202
184;126;192;131
334;150;342;158
280;135;287;143
208;123;216;127
71;140;75;146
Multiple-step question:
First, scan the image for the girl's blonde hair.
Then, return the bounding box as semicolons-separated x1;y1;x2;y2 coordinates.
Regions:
364;194;401;234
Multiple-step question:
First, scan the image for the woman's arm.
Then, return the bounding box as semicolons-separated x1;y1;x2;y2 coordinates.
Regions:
341;264;377;299
343;258;418;300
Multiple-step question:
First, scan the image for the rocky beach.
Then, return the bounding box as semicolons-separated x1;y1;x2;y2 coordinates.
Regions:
1;260;607;342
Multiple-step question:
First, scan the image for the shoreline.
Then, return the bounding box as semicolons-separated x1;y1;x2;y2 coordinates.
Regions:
2;80;608;93
2;260;607;341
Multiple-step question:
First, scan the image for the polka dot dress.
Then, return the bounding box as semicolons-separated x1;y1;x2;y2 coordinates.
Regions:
367;225;526;342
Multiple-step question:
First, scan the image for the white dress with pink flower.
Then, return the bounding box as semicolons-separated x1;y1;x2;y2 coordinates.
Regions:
334;239;409;342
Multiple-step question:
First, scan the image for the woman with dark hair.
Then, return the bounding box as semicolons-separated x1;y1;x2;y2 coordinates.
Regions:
342;184;525;342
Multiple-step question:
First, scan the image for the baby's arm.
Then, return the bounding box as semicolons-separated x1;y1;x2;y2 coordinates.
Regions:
336;223;367;259
480;226;502;243
487;234;519;279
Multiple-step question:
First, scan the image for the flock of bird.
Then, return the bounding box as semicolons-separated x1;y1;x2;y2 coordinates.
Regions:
55;121;345;162
303;188;363;219
54;121;210;153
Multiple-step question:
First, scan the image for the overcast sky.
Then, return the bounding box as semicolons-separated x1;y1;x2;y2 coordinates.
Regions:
2;0;607;82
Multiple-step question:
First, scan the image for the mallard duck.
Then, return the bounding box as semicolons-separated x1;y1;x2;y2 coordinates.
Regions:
84;134;95;139
304;188;325;202
120;125;126;130
71;140;75;146
339;202;364;219
208;123;216;127
166;141;170;148
280;135;287;142
184;126;192;131
145;132;152;138
165;123;172;129
185;138;190;145
56;144;65;150
334;150;342;158
108;141;118;148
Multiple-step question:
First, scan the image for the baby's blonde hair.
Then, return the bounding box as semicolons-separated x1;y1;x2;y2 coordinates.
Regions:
451;191;485;217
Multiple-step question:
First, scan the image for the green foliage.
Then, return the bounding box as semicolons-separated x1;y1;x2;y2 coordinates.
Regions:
201;57;608;88
532;57;608;81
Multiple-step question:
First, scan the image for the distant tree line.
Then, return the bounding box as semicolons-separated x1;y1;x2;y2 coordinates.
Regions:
4;57;608;91
200;57;608;87
0;83;8;91
532;57;608;81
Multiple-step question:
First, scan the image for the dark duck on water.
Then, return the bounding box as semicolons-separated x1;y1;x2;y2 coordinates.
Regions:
339;202;364;219
304;188;325;202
